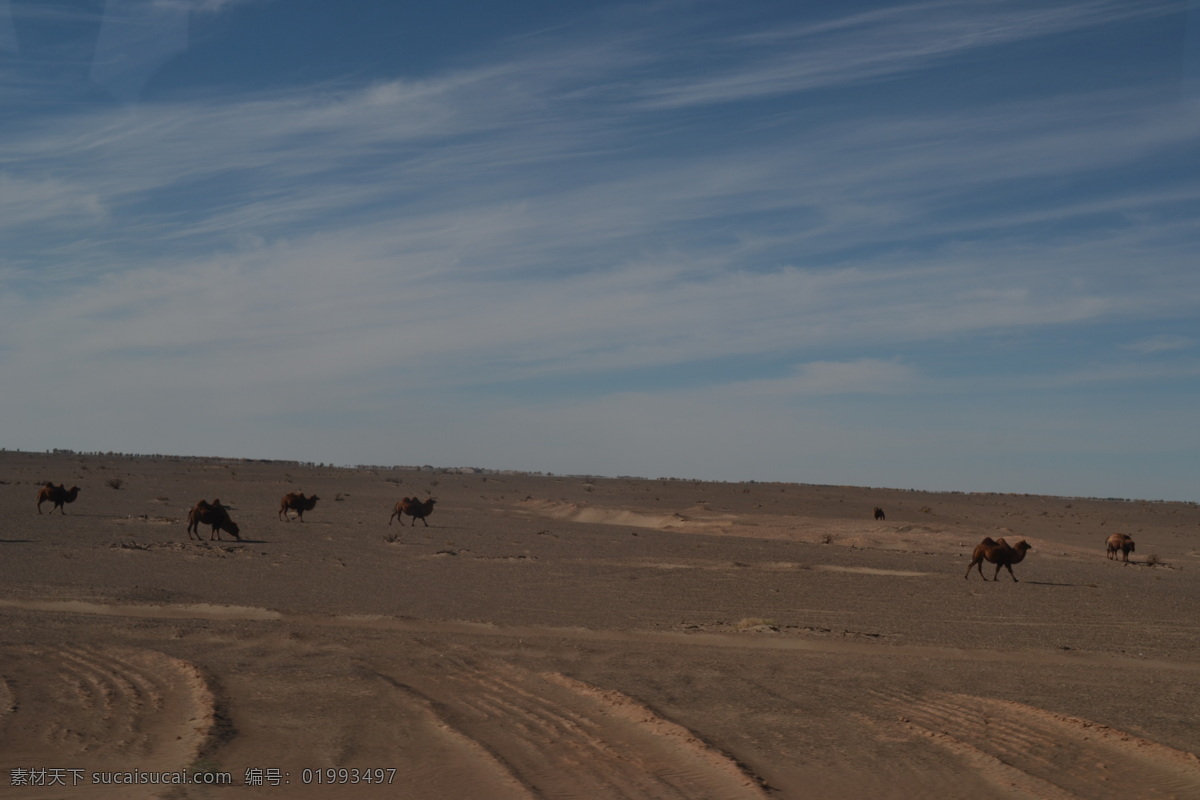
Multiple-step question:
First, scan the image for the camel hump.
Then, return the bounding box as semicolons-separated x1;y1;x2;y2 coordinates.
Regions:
993;537;1009;547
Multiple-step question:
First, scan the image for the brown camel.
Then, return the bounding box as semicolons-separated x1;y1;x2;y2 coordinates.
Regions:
873;506;886;521
964;536;1032;582
279;492;320;522
390;497;437;527
1106;533;1135;563
36;483;81;514
187;499;241;541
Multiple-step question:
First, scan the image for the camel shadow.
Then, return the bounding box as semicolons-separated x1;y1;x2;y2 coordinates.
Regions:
188;536;264;545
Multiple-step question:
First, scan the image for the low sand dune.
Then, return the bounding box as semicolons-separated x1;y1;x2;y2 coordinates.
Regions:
517;497;735;530
385;662;769;800
886;691;1200;799
1;644;215;799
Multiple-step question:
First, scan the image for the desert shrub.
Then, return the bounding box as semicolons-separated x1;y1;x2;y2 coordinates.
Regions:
105;477;124;490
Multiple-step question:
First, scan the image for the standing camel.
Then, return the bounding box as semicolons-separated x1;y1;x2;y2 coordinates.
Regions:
279;492;320;522
37;483;81;514
965;537;1032;582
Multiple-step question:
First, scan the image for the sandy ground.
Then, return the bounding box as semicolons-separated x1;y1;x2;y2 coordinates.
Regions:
2;450;1199;799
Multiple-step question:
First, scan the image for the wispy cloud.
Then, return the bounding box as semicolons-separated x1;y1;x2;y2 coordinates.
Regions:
729;359;920;397
1122;334;1196;354
1;0;1197;498
628;0;1181;109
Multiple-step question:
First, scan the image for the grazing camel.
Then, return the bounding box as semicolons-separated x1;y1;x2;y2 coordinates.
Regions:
279;492;319;522
1106;533;1135;563
873;507;886;521
964;536;1032;582
187;499;241;541
390;497;436;527
36;483;81;514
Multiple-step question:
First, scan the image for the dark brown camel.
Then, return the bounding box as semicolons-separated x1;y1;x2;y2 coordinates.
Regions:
36;483;81;514
964;536;1032;582
1105;533;1135;563
279;492;320;522
187;499;241;541
390;497;437;527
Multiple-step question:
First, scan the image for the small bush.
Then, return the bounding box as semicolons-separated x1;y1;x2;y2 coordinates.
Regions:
106;477;124;490
1145;553;1160;567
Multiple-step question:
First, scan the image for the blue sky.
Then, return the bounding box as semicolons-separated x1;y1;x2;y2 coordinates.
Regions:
1;0;1198;500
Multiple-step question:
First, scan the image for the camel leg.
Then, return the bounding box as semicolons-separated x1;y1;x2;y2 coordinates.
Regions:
1003;563;1018;582
965;558;979;579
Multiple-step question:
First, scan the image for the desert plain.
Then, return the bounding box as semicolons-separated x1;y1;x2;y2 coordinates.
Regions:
2;449;1199;799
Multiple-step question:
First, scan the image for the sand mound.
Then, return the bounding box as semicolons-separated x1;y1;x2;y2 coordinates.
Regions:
517;498;732;530
885;691;1200;798
0;644;216;794
388;660;769;799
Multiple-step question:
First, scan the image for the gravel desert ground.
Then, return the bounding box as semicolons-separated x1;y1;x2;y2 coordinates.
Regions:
2;450;1199;799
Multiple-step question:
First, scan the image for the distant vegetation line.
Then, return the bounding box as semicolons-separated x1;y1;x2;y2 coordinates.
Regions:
4;447;1190;505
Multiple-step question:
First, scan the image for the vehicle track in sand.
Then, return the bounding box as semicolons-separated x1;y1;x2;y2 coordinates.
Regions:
382;659;771;800
880;690;1200;799
0;644;216;797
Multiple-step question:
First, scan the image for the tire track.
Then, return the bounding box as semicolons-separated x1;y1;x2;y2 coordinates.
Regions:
394;658;770;800
0;644;215;772
882;690;1200;799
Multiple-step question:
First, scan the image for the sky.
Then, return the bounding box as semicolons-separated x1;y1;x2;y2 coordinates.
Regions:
1;0;1198;501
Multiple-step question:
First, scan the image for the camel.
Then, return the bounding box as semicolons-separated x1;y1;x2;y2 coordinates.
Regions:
36;483;81;514
390;497;436;527
1106;533;1135;563
964;536;1032;582
187;499;241;541
279;492;319;522
873;507;886;521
